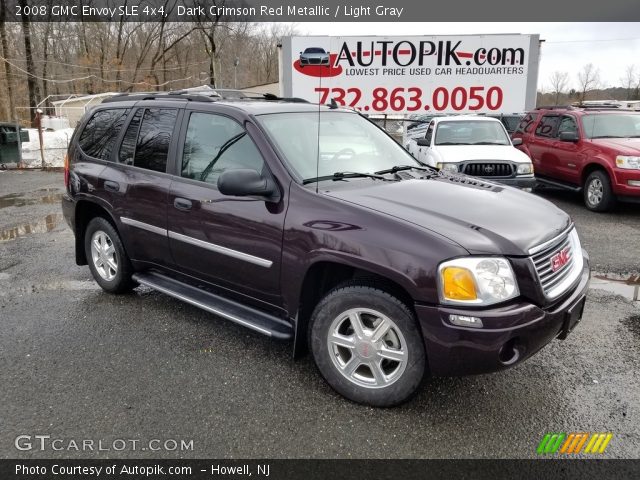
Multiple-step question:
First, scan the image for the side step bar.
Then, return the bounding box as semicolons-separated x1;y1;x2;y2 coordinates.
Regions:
536;176;582;192
132;272;293;340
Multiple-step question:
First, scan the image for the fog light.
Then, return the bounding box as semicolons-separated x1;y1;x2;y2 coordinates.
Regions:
628;180;640;187
449;314;483;328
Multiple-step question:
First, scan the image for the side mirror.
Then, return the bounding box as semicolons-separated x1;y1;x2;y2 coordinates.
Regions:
417;138;430;147
559;131;579;142
217;169;280;202
511;138;523;146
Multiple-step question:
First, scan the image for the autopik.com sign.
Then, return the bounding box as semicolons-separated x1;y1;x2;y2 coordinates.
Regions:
281;35;540;114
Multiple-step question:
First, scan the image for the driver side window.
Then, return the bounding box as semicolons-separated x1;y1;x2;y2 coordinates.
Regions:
424;122;434;145
557;116;578;136
181;113;265;186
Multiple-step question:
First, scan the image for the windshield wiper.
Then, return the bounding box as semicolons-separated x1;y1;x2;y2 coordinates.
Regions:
435;142;471;145
302;171;392;185
374;165;435;175
590;135;627;139
471;141;508;145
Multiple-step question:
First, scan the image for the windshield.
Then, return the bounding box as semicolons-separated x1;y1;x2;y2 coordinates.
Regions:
304;48;325;54
434;120;510;146
257;111;422;181
581;113;640;138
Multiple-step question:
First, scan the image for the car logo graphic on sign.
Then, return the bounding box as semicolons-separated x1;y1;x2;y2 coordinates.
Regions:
550;248;570;272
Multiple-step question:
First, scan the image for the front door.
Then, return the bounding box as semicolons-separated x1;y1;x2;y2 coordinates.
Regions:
167;111;286;308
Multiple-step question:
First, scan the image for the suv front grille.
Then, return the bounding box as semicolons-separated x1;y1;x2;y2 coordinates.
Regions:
462;162;515;177
530;228;583;299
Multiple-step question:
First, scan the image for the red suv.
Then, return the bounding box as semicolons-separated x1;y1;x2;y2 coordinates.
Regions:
512;106;640;211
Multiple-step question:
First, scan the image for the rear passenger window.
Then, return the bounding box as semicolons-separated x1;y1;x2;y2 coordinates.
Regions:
78;109;130;161
118;108;177;173
181;113;265;185
516;113;535;134
535;115;560;138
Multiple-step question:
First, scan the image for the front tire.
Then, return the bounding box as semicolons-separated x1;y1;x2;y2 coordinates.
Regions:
84;217;134;293
310;285;426;407
584;170;616;212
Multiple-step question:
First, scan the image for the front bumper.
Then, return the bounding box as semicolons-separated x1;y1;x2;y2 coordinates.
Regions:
492;175;537;189
415;250;590;377
612;168;640;198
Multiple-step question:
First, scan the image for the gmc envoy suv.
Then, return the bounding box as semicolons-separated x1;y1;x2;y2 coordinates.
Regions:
62;92;590;407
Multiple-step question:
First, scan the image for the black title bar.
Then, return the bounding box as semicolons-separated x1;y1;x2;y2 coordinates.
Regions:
3;0;640;22
2;459;640;480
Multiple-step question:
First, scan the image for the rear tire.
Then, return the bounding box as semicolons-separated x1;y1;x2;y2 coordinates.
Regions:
583;170;616;212
84;217;135;293
309;284;426;407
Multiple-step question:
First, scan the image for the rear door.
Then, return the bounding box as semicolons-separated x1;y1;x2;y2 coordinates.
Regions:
109;106;181;267
166;110;286;308
528;114;560;176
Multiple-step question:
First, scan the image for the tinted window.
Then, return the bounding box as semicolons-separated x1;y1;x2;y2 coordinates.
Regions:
117;108;177;172
78;109;130;160
118;109;142;165
181;113;265;185
535;115;560;138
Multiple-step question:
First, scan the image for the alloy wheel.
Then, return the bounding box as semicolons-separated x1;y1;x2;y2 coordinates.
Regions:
90;230;118;281
327;308;408;389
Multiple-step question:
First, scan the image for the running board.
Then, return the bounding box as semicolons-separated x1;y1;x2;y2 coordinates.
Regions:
132;272;293;340
536;176;582;192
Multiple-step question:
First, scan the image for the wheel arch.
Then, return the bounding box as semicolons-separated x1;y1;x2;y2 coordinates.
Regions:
74;199;120;265
581;160;613;185
292;259;417;358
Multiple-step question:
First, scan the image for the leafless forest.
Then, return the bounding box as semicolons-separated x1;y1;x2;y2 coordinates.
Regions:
0;7;297;125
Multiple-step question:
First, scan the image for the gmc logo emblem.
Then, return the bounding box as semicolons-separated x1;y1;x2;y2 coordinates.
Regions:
550;248;570;272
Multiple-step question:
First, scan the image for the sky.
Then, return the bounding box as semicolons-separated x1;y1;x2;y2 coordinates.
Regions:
296;22;640;91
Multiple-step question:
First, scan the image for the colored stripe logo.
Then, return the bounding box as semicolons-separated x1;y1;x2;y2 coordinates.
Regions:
537;433;612;455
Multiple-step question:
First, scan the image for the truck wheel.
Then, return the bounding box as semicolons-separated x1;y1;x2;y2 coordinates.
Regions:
309;284;426;407
84;217;135;293
583;170;616;212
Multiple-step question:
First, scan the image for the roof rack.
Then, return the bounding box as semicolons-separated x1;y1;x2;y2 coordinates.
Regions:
535;105;574;110
102;92;217;103
102;90;310;104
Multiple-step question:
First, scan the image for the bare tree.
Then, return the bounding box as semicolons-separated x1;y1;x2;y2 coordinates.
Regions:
18;0;41;125
0;3;16;120
549;71;569;105
577;63;601;103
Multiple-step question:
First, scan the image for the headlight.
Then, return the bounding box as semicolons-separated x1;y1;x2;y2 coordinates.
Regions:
438;257;520;306
616;155;640;170
436;162;459;173
517;163;534;175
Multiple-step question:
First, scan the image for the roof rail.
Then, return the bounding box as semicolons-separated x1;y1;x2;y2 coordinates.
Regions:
102;92;217;104
101;90;311;105
535;105;574;110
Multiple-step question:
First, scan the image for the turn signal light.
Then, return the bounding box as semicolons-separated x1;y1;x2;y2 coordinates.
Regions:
441;267;477;301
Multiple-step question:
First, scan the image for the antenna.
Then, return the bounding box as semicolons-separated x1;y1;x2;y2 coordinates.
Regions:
300;47;331;194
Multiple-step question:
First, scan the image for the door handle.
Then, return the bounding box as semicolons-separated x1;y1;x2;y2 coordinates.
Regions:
104;180;120;193
174;198;193;211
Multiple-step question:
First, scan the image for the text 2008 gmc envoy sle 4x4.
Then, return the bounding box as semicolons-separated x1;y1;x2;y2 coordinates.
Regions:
62;92;590;406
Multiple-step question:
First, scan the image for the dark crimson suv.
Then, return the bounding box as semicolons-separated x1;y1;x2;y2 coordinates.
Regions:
62;92;590;406
512;106;640;211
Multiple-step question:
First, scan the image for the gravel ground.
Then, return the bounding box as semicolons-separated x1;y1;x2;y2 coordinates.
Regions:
0;171;638;459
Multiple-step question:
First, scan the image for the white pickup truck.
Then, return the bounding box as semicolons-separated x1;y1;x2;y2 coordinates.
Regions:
406;116;535;190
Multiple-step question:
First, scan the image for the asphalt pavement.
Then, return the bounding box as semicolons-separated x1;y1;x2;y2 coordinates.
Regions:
0;170;638;459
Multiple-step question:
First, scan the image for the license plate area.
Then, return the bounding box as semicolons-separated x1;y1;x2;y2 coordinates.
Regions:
558;295;586;340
